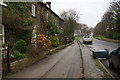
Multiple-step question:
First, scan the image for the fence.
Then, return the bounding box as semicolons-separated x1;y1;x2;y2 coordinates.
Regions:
2;46;12;76
0;25;10;76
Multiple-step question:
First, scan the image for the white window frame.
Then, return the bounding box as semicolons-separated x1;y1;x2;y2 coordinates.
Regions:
32;4;35;17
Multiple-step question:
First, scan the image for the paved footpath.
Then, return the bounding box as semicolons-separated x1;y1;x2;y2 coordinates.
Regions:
80;42;105;78
5;45;74;78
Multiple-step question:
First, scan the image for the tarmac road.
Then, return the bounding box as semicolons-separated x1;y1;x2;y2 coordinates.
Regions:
87;38;120;52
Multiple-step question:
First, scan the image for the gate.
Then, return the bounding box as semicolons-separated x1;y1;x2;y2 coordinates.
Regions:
2;46;12;75
0;25;11;76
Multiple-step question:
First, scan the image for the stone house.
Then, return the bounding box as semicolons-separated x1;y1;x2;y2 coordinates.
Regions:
30;2;64;45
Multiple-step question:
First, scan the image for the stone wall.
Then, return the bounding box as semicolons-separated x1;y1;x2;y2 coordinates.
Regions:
10;52;45;72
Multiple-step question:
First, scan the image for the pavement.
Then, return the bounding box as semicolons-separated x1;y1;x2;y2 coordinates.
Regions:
80;43;104;78
4;40;108;78
41;41;83;78
5;44;74;78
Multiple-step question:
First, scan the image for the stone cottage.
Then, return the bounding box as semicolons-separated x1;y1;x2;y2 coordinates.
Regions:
30;1;64;46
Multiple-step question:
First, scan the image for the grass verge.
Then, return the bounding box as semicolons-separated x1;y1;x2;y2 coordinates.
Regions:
95;35;120;43
92;58;112;78
75;36;81;41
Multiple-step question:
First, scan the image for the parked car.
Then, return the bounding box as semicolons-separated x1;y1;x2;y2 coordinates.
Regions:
108;47;120;71
83;35;93;44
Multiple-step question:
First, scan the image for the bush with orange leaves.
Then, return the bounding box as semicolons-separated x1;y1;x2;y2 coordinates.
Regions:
28;34;52;57
36;34;52;51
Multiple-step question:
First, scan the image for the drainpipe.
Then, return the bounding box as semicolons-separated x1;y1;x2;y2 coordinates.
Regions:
2;25;4;45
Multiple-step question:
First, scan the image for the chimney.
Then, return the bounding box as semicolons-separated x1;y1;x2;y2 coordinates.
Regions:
46;1;51;9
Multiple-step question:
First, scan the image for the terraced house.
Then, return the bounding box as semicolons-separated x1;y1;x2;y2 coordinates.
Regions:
1;1;64;74
31;1;64;46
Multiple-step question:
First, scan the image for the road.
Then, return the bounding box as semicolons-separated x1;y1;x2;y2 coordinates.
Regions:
87;38;120;52
85;38;120;78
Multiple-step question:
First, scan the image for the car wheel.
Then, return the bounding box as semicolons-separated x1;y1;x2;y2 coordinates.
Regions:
93;55;97;59
90;41;92;44
83;41;85;44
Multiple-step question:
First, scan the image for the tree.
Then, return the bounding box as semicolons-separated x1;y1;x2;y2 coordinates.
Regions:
60;9;80;38
94;1;120;40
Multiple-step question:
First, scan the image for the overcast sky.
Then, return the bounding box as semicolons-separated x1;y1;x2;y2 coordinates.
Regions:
44;0;111;27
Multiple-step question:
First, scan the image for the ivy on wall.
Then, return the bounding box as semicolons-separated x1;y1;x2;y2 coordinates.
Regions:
6;2;35;28
3;2;35;45
46;14;59;37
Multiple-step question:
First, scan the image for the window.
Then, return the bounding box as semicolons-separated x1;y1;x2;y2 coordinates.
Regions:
32;4;35;17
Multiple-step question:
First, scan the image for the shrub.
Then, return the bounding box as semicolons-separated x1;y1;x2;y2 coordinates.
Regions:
13;50;26;60
13;40;27;53
18;29;32;45
51;36;60;47
27;45;40;57
36;34;52;51
69;36;75;42
28;34;52;57
108;33;120;40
